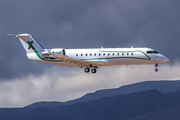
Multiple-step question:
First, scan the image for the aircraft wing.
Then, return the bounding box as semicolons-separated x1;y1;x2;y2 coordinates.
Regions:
63;56;108;68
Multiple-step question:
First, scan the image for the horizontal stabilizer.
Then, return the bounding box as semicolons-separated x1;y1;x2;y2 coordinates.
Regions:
7;34;18;37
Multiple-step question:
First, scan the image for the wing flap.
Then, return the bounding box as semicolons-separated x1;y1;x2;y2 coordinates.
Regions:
63;57;108;68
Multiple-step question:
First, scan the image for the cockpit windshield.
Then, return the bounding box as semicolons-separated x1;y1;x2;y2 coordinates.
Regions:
146;51;159;54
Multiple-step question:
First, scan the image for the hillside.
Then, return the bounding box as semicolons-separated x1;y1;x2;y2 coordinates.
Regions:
0;89;180;120
25;80;180;109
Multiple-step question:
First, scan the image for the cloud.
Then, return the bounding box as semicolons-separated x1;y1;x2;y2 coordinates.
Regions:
0;63;179;108
0;0;180;108
1;0;180;79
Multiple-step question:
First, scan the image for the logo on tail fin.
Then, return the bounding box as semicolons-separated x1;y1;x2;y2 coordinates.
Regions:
27;41;36;51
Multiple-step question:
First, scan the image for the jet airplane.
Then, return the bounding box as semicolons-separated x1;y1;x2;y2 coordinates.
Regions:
9;33;169;73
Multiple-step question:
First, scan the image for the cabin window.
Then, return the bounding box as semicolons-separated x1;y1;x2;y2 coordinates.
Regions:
117;53;119;56
94;53;96;56
90;54;92;56
131;53;133;55
103;53;105;56
113;53;114;56
127;53;129;55
81;54;83;56
86;54;88;56
108;53;110;56
99;53;101;56
122;53;124;55
76;54;78;56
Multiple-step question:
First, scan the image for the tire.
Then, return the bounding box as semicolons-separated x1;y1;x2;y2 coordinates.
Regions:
91;69;97;73
84;68;90;73
154;68;158;72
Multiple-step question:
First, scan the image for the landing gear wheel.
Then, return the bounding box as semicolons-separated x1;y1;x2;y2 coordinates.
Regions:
154;68;158;72
154;64;159;72
91;69;97;74
84;68;90;73
155;64;158;68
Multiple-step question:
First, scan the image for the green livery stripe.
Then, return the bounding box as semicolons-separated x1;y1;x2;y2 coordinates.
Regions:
80;56;149;61
34;51;64;62
29;40;151;62
27;40;63;62
34;50;150;62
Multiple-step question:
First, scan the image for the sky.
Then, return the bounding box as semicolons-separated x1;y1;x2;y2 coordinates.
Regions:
0;0;180;107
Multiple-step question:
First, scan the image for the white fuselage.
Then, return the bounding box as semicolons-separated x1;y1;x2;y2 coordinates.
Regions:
10;33;169;73
27;47;169;67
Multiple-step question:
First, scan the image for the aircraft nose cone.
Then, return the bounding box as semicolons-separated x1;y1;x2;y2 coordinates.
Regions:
164;57;169;62
161;56;169;63
157;55;169;63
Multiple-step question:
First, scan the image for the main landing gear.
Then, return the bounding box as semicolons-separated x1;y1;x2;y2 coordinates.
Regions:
154;64;158;72
84;65;98;74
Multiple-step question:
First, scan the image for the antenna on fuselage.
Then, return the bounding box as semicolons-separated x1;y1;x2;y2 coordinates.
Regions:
101;46;104;49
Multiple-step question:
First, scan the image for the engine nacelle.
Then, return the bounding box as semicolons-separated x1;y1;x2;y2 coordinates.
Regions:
50;48;66;58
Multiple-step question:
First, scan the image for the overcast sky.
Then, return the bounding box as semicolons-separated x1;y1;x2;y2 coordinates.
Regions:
1;0;180;107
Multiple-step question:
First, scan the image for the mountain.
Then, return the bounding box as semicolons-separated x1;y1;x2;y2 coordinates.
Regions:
1;89;180;120
127;101;180;120
128;90;180;120
25;80;180;109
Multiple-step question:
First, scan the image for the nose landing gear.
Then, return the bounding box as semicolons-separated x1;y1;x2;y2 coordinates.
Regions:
154;64;158;72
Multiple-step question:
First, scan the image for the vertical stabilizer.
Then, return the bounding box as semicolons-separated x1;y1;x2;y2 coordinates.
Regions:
9;33;45;53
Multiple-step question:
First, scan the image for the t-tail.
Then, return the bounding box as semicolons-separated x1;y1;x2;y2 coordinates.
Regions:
8;33;47;61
